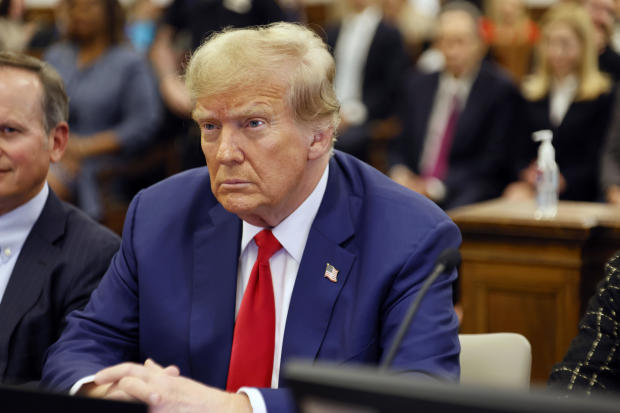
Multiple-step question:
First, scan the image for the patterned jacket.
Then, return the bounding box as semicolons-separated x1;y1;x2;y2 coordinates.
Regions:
549;252;620;394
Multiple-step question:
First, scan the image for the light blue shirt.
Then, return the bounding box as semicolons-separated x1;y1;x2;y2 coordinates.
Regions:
0;184;48;304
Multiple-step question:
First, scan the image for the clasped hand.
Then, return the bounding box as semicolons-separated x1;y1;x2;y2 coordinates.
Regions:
84;359;251;413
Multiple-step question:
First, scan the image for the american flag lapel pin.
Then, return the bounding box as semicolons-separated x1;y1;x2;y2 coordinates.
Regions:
324;263;339;283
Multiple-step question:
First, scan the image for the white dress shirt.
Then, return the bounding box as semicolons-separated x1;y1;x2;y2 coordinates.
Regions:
0;184;48;304
549;75;578;127
419;70;476;174
334;6;382;125
239;165;329;412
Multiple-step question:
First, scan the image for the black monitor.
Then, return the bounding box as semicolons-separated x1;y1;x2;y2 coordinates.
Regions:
0;384;147;413
285;361;620;413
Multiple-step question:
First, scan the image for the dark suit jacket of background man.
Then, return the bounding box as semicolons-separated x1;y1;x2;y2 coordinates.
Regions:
42;151;461;413
326;21;408;161
0;190;120;384
391;60;519;210
326;21;408;124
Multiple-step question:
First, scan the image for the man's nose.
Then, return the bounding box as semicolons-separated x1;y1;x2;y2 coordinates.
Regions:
215;125;244;164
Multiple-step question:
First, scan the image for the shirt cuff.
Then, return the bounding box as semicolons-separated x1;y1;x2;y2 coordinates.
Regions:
238;387;267;413
69;375;96;395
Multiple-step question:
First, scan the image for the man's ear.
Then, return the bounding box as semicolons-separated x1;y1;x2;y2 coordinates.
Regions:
308;126;334;161
48;121;69;163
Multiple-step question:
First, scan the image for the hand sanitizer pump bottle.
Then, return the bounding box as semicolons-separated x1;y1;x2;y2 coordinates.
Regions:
533;130;559;219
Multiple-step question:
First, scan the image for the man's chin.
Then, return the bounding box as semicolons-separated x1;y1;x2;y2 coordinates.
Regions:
218;195;257;216
219;197;275;226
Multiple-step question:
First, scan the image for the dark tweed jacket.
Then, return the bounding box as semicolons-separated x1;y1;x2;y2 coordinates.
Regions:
549;252;620;394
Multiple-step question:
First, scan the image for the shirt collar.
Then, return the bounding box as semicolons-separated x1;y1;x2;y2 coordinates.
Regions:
440;64;479;104
551;74;578;94
240;164;330;263
0;183;49;234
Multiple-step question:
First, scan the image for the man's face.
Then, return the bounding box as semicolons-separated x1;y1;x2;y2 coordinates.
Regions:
194;82;323;227
437;11;482;78
0;68;56;214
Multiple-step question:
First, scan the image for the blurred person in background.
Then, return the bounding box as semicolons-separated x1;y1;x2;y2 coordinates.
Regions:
505;2;613;203
325;0;408;163
610;0;620;52
481;0;539;83
125;0;165;54
44;0;161;220
582;0;620;81
600;90;620;205
149;0;286;169
277;0;304;21
382;0;435;63
150;0;285;118
390;1;518;210
0;0;37;52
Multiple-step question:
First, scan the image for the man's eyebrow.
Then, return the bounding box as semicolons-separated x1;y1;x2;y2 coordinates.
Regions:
191;107;214;122
192;101;275;121
229;102;274;117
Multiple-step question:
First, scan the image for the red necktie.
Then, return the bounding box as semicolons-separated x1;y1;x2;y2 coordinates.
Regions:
424;95;461;181
226;229;282;392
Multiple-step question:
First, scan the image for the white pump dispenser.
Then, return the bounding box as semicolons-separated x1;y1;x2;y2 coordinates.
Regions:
532;130;559;219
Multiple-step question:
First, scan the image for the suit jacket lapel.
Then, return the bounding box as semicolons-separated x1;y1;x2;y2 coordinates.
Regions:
189;202;241;387
280;159;358;376
0;191;65;378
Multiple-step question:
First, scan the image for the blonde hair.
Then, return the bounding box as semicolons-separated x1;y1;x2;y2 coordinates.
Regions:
185;22;340;132
523;3;610;101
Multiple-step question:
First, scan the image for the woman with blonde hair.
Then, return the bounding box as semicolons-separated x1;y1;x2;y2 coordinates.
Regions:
505;2;614;202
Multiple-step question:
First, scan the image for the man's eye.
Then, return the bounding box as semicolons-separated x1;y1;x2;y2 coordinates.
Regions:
0;126;18;134
247;119;265;128
202;123;217;131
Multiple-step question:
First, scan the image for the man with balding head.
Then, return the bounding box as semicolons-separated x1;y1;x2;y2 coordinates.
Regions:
390;1;519;210
43;23;460;413
0;51;119;384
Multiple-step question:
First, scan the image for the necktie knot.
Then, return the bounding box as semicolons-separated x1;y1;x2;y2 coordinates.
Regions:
254;229;281;261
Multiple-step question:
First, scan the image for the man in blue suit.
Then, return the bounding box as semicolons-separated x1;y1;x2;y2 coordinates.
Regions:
42;22;461;413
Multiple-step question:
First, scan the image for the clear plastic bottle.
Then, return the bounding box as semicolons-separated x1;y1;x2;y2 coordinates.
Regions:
533;130;559;220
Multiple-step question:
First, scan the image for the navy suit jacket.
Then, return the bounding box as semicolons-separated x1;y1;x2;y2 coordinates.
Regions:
42;152;461;412
391;61;519;210
0;190;119;384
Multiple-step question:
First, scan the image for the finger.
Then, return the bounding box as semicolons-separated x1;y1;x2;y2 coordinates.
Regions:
95;362;152;385
115;376;162;406
144;358;164;370
144;358;180;376
163;365;180;376
104;384;140;402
